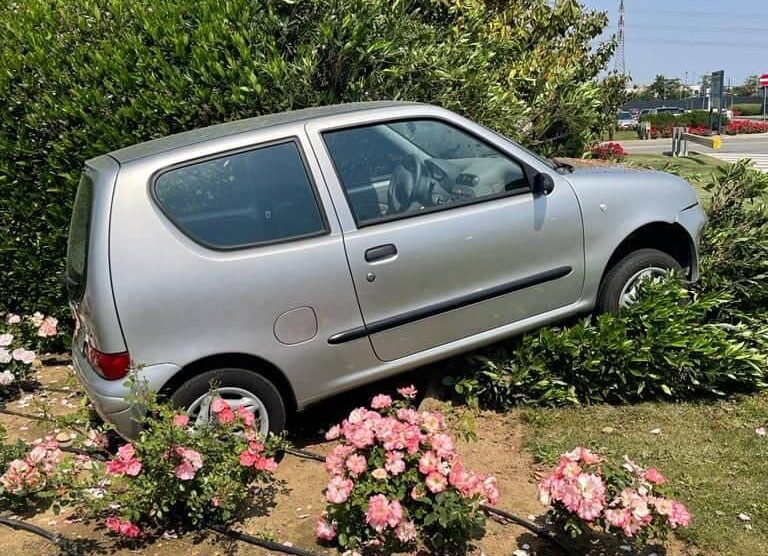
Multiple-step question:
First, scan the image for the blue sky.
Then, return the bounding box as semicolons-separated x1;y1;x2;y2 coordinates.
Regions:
579;0;768;86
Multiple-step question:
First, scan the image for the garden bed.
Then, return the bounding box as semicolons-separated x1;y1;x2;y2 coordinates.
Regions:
0;361;695;556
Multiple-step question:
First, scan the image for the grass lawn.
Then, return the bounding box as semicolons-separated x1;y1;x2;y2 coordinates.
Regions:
521;395;768;555
613;129;639;141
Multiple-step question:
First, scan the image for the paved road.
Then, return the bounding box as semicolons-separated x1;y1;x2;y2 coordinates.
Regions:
620;133;768;156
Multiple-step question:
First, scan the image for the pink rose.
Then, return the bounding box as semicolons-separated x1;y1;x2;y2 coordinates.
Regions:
105;459;125;476
371;467;389;480
236;406;255;427
0;349;10;364
430;433;455;459
105;516;121;533
385;451;405;475
172;414;190;427
425;471;447;493
30;312;44;327
418;451;438;474
371;394;392;409
175;460;197;481
482;475;500;505
37;317;58;338
420;411;444;433
365;494;392;532
397;385;418;399
668;501;691;528
5;314;20;325
123;459;142;476
387;499;404;528
315;516;337;541
0;333;12;347
117;443;135;460
211;398;235;423
119;520;141;538
325;475;353;504
11;348;35;365
345;454;367;476
325;425;341;440
643;467;667;485
395;520;417;543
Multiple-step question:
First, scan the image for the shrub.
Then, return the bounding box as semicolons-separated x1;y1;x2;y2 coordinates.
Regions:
451;277;767;410
733;103;762;117
317;386;498;555
538;447;690;546
724;120;768;135
640;111;729;134
0;311;61;396
699;161;768;314
0;0;624;319
0;433;96;513
86;390;285;538
590;142;625;160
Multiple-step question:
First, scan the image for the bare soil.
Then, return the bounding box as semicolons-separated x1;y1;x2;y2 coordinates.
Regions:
0;361;696;556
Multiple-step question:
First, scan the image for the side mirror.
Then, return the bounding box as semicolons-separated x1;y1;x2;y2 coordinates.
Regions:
532;172;555;196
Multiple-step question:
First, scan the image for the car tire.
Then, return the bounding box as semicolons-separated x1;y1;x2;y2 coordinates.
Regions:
170;368;286;437
596;248;682;315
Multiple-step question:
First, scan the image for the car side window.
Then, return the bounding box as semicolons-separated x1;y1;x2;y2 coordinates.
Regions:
323;119;529;225
154;141;326;249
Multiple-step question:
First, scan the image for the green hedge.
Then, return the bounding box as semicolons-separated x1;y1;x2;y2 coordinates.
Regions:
0;0;622;318
640;110;729;129
734;103;763;116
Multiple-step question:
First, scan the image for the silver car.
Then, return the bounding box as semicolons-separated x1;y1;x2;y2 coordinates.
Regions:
67;102;706;438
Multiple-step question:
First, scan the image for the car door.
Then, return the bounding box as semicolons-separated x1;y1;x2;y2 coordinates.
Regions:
307;112;585;362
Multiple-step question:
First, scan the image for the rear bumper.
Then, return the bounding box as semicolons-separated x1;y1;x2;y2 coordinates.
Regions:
71;337;179;439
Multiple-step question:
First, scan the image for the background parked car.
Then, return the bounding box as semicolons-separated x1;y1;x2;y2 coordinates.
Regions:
617;110;639;129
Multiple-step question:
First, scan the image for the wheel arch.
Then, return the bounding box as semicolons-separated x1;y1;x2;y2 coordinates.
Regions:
600;221;696;285
158;352;297;414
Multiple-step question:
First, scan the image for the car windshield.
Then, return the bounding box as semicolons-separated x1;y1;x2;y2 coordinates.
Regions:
618;111;633;120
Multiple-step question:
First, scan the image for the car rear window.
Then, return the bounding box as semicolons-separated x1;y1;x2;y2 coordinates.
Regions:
153;141;327;250
66;171;94;301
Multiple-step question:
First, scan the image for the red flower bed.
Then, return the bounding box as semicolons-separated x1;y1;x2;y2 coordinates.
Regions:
724;120;768;135
590;142;626;160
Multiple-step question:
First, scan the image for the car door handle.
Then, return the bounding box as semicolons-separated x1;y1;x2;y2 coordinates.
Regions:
365;244;398;262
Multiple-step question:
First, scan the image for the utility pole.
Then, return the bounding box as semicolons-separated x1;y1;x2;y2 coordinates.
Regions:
614;0;626;75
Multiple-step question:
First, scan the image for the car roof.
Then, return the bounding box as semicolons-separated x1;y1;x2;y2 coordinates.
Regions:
107;101;420;164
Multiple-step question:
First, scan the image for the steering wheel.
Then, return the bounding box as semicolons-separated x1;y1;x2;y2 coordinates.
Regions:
387;154;423;214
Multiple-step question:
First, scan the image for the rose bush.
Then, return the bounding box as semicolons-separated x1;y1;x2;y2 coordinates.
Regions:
538;447;690;545
590;142;626;160
317;386;498;555
0;432;98;513
88;392;285;539
0;311;59;394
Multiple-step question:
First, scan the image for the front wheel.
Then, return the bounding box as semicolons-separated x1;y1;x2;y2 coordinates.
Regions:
169;368;286;438
596;248;682;315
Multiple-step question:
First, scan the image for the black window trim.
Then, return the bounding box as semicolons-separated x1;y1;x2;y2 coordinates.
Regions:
320;116;536;229
150;137;330;252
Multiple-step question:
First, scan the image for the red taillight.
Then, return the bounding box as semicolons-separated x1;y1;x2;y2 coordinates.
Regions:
84;343;130;380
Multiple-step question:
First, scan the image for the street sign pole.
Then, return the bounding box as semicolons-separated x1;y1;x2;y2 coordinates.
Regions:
760;74;768;122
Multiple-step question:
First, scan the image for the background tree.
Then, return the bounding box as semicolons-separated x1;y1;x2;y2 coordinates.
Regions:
646;74;684;100
0;0;625;318
733;75;760;97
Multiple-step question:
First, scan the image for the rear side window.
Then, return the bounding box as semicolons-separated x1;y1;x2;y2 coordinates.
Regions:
153;141;327;249
66;172;94;301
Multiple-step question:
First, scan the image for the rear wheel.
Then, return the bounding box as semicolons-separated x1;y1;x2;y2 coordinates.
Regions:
596;248;682;315
169;368;286;437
